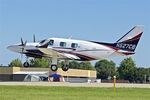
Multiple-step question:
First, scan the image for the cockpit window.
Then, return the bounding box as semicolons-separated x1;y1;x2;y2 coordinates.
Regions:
49;40;54;46
40;39;46;44
71;43;78;48
60;42;66;47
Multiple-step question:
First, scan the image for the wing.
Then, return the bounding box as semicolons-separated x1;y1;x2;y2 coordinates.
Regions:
37;48;80;60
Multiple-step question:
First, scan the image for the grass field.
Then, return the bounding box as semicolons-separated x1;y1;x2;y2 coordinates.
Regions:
0;86;150;100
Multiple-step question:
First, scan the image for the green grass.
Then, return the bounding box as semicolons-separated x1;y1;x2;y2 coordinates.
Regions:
0;86;150;100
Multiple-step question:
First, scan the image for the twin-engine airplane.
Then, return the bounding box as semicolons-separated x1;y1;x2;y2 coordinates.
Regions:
7;25;144;71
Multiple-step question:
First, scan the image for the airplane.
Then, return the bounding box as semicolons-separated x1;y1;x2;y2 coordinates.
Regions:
7;25;144;72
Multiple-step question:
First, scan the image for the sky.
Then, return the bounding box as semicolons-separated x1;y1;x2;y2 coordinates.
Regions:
0;0;150;67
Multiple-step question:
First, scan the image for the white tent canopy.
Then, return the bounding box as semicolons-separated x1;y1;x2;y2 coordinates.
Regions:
24;74;41;82
14;71;49;82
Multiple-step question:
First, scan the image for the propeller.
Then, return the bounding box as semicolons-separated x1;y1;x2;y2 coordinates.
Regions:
20;37;27;46
20;37;27;59
21;37;24;46
19;34;36;60
33;34;36;43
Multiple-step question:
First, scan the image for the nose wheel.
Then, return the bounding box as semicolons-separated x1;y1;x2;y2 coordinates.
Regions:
23;56;30;68
23;62;29;68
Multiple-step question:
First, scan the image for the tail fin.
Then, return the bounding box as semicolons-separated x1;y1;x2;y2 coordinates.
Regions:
115;25;144;52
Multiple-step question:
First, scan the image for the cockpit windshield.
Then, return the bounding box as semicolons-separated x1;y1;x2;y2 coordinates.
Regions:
39;39;46;44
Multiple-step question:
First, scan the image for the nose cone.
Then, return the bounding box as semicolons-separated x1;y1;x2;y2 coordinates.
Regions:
7;45;22;53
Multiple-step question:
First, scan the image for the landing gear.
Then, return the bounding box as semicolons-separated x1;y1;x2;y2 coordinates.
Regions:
50;64;58;71
50;57;58;71
49;58;69;72
23;62;29;68
62;60;69;71
62;64;69;71
23;56;30;68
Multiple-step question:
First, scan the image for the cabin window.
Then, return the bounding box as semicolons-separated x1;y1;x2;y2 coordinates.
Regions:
49;40;54;46
71;43;78;48
60;42;66;47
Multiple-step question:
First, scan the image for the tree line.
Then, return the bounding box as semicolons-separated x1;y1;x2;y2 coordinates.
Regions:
7;57;150;83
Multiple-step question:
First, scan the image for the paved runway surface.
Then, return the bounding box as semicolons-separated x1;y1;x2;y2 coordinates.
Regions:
0;82;150;88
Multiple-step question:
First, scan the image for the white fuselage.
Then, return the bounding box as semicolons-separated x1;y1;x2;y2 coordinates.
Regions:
48;38;115;60
8;37;122;61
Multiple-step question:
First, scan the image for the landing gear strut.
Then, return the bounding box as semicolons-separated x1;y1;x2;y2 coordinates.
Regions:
50;58;58;71
49;58;69;72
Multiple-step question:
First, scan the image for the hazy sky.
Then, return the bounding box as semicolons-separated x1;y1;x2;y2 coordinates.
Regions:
0;0;150;67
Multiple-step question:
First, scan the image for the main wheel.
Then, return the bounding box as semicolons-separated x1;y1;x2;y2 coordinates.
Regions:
62;64;69;71
50;64;58;71
23;62;29;68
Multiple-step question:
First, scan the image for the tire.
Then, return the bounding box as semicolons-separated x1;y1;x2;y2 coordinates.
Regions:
51;64;58;71
23;62;29;68
62;64;69;71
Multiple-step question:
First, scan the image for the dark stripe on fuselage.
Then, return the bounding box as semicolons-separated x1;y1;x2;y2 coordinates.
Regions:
25;49;44;58
90;36;140;52
53;47;76;50
90;41;119;51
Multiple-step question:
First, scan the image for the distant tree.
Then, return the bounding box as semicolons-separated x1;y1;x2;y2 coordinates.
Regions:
9;58;23;67
0;64;3;67
29;58;51;68
55;61;95;70
148;68;150;82
69;61;80;69
134;67;150;83
79;61;95;70
134;68;145;83
118;57;136;82
95;59;116;79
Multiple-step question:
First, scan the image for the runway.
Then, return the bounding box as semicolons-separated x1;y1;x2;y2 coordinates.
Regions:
0;82;150;88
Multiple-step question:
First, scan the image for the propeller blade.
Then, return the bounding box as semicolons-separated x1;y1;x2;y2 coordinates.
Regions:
20;37;26;60
33;34;36;43
21;37;24;46
24;40;27;46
